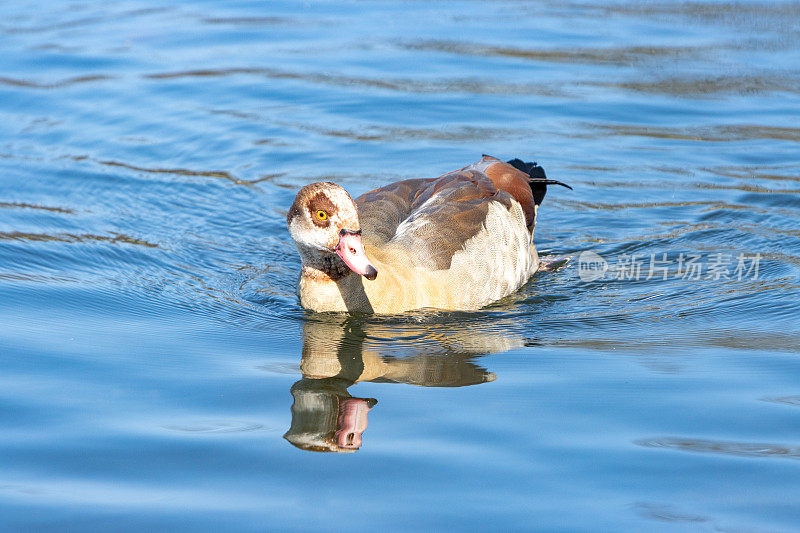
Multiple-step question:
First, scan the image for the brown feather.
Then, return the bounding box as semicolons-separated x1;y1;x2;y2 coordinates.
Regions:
356;170;517;271
483;160;536;227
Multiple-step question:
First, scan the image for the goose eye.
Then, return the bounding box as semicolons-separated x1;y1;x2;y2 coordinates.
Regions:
315;210;328;221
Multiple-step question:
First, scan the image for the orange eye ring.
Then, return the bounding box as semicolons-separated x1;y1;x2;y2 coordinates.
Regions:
315;210;328;221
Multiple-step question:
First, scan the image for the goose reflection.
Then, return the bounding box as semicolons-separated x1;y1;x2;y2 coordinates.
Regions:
284;315;524;453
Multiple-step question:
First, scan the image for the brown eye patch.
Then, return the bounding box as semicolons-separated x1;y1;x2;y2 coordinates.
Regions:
308;192;337;227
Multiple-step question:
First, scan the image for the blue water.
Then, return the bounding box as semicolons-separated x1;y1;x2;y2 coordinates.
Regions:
1;1;800;531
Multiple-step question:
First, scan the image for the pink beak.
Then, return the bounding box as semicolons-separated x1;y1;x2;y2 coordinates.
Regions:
334;229;378;281
334;398;373;449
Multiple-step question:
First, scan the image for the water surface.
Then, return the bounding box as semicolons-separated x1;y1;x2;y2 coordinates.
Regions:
1;1;800;531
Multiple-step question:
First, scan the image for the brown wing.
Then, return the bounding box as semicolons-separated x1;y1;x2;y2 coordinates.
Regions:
356;169;514;271
459;155;537;227
355;177;434;248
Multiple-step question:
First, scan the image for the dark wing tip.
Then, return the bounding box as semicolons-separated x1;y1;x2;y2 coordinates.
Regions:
505;157;572;205
540;179;573;190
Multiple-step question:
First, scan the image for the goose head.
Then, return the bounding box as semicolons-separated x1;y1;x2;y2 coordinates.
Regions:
287;182;378;281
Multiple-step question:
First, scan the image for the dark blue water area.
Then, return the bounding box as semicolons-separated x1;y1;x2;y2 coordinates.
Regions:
2;1;800;531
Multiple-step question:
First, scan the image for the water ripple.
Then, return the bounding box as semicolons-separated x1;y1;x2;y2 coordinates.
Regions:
97;159;281;186
593;124;800;143
761;396;800;407
404;40;712;66
0;201;75;214
144;67;564;96
162;421;270;434
587;74;800;96
636;437;800;461
0;74;112;89
0;231;157;247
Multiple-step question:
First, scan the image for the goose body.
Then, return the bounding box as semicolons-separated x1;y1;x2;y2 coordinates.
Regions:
286;155;569;314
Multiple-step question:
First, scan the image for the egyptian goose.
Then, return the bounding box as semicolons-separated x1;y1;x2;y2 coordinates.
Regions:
286;155;570;313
